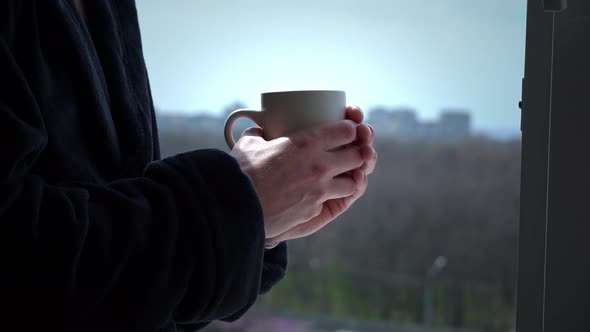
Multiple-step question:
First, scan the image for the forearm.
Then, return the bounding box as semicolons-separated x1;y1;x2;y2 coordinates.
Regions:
1;149;267;330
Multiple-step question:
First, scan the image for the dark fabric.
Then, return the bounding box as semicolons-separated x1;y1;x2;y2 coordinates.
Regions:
0;1;287;331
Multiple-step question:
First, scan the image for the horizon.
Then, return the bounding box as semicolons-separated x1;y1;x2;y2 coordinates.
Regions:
154;104;522;138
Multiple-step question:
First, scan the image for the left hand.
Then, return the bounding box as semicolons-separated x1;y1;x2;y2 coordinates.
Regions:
264;105;377;246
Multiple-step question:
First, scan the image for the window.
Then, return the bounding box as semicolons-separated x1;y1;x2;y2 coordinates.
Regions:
137;1;527;331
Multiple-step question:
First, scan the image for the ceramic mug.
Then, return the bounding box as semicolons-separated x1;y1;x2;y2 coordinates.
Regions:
224;90;346;149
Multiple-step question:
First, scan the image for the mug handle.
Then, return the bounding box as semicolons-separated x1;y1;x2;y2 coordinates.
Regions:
224;109;265;149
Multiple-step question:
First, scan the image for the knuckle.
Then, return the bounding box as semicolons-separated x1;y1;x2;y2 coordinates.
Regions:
360;163;368;173
238;136;257;147
360;146;377;167
361;177;369;191
309;188;327;203
311;161;330;179
357;184;367;197
368;150;378;169
340;121;357;141
369;146;377;159
293;133;313;150
360;144;373;159
307;205;323;220
348;180;357;195
242;135;255;144
300;205;320;222
312;205;323;218
356;146;366;162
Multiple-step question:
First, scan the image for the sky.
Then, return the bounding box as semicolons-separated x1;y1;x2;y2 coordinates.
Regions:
135;0;527;130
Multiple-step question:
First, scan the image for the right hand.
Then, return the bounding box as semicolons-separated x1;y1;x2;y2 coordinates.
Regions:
230;120;364;239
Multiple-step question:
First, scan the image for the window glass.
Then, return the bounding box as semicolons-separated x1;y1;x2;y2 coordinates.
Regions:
137;1;525;331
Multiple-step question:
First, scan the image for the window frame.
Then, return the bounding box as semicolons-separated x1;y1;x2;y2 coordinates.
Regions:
516;1;589;331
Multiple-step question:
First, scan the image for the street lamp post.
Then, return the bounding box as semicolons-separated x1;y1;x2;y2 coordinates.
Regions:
423;256;447;326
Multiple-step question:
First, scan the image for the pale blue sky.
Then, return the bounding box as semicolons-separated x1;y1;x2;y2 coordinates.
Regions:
136;0;526;130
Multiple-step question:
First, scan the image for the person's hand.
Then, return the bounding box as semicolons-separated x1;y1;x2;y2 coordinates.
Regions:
230;119;365;240
263;105;377;245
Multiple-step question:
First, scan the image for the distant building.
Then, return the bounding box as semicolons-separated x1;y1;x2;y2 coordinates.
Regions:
369;107;418;139
368;107;471;141
438;110;471;141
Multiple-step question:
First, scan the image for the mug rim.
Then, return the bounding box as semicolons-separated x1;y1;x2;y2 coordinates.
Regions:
262;89;345;96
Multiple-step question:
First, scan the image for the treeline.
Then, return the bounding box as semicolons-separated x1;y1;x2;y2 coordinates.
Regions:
158;126;521;332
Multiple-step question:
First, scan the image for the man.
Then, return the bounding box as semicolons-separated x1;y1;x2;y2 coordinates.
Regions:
0;1;377;331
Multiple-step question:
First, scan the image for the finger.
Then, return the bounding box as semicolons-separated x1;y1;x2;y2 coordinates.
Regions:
346;105;364;124
327;169;366;211
351;168;365;189
357;124;373;145
320;176;356;202
265;205;333;243
313;120;358;151
267;170;367;244
267;195;353;243
351;168;368;199
368;124;375;141
359;144;377;175
241;126;264;138
324;145;364;177
290;120;357;151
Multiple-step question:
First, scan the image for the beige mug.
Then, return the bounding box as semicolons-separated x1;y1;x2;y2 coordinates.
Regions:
224;90;346;149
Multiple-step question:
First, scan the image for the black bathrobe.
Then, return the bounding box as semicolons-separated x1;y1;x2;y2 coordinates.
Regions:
0;1;287;331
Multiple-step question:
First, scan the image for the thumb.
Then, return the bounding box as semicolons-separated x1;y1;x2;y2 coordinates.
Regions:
241;126;264;138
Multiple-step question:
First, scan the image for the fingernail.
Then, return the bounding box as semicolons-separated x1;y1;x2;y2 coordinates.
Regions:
368;125;374;137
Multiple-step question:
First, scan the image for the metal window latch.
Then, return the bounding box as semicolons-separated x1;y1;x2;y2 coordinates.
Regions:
543;0;567;12
519;100;523;132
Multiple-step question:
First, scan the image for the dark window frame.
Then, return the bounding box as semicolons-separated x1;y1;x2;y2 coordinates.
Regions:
516;1;589;331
